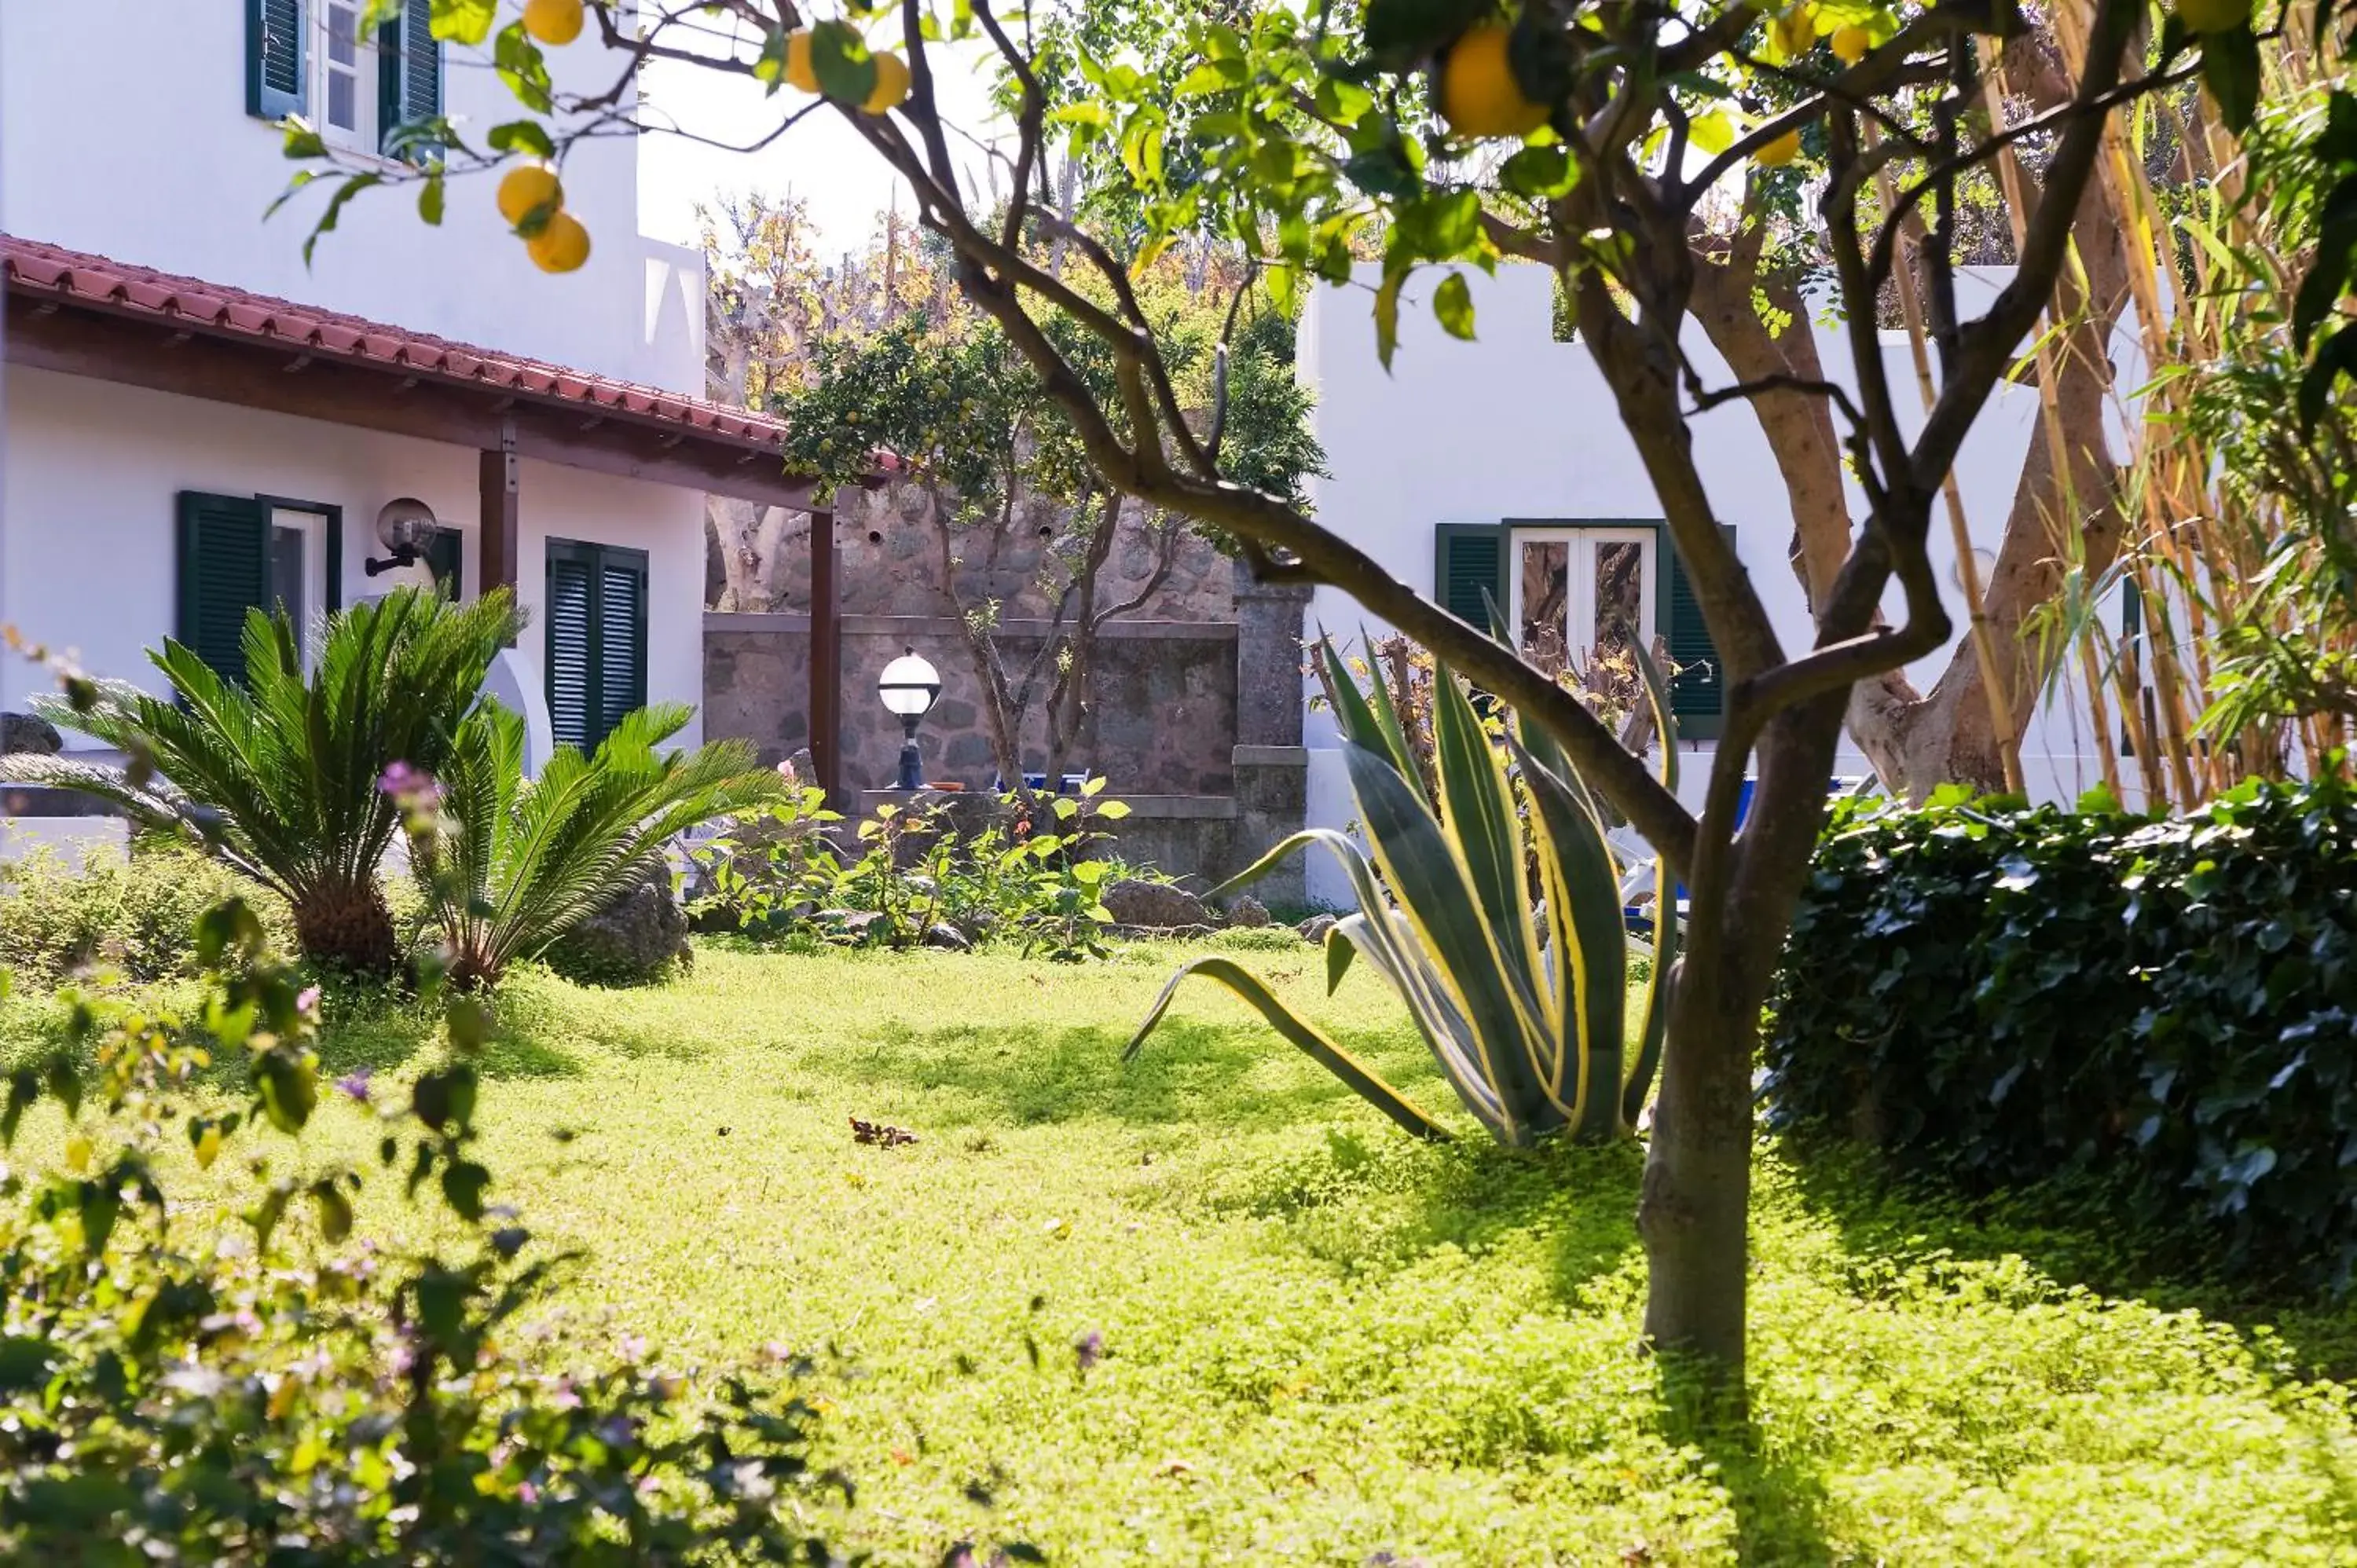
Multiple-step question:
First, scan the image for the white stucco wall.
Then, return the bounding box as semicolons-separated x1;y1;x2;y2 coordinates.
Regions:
1296;262;2132;907
0;1;702;395
2;368;705;749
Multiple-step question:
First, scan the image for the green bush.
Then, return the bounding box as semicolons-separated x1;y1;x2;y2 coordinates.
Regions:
1765;776;2357;1292
0;840;288;984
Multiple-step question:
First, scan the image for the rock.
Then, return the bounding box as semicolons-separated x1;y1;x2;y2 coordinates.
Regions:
1103;877;1213;931
924;922;973;952
1297;914;1338;945
545;864;692;986
1227;895;1271;929
0;713;61;757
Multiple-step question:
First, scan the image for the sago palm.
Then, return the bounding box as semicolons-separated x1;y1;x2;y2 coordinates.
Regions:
11;588;519;976
421;702;781;989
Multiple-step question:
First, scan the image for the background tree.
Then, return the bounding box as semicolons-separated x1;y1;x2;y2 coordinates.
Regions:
775;261;1319;794
296;0;2297;1394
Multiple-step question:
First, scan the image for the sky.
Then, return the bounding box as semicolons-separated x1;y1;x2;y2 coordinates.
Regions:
634;32;1006;261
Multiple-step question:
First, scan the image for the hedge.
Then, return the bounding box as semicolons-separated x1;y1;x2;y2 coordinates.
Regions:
1763;775;2357;1293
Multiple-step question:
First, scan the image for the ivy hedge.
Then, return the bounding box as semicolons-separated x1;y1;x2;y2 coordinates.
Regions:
1763;775;2357;1293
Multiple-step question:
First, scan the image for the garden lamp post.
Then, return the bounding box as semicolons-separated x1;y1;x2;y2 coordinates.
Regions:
365;496;438;577
877;647;941;792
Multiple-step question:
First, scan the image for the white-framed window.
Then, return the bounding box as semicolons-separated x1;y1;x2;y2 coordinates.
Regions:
1510;525;1658;677
269;504;335;665
316;0;379;152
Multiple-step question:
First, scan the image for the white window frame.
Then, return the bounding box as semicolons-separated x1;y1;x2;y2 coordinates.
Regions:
267;504;334;666
313;0;380;155
1507;524;1658;669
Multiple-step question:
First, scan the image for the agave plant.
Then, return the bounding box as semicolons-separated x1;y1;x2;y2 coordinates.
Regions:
419;701;782;989
1127;638;1678;1146
8;588;520;976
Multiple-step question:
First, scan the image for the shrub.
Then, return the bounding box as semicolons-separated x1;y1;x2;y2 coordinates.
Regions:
691;779;1131;959
1765;776;2357;1292
0;838;287;984
11;588;521;976
417;702;779;989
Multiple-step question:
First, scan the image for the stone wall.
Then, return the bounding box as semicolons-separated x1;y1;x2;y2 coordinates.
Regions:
707;482;1233;621
705;558;1314;899
706;613;1237;796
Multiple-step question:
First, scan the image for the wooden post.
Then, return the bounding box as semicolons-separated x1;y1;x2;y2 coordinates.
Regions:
808;507;842;804
479;417;520;641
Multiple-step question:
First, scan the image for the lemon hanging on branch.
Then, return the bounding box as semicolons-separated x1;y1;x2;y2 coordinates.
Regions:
863;51;911;115
1439;21;1552;141
783;30;819;93
1831;24;1871;62
528;211;592;274
1754;127;1802;167
522;0;585;46
496;163;563;228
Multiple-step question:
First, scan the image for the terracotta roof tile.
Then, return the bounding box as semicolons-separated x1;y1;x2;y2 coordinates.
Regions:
1;232;798;455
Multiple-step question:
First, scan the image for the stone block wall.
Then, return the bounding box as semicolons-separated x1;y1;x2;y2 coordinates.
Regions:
706;613;1237;796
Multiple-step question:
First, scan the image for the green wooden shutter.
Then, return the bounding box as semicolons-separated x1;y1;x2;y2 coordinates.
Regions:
595;548;650;746
1663;526;1733;740
378;5;443;157
246;0;308;119
177;493;271;687
1435;523;1507;632
546;542;597;751
423;527;464;599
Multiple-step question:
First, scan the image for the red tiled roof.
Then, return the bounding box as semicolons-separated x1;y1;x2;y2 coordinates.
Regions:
2;232;795;452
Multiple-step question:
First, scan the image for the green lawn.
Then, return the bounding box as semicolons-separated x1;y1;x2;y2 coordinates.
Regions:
9;939;2357;1563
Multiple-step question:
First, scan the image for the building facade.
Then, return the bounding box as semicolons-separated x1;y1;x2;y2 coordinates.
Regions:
1296;262;2135;908
0;0;812;775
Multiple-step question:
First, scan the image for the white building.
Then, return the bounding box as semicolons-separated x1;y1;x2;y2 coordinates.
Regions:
1296;262;2129;909
0;2;813;801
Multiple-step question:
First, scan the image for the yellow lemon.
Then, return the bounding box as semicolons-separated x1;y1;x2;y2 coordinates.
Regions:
522;0;585;46
496;163;563;228
194;1125;223;1171
1756;128;1802;167
863;50;911;114
784;31;819;93
527;211;592;273
1831;24;1871;61
2175;0;2253;31
1439;22;1552;141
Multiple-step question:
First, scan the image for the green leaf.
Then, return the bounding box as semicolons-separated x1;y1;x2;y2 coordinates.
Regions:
1374;269;1404;371
1126;957;1452;1140
1498;144;1575;198
418;173;445;226
487;119;557;159
2199;26;2261;135
440;1160;491;1220
809;19;879;104
430;0;499;45
311;1178;354;1243
1433;273;1477;340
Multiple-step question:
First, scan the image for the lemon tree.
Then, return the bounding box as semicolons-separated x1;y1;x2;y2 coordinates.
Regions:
273;0;2335;1396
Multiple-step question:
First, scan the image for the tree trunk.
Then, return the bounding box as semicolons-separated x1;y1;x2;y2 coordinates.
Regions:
291;876;400;976
1637;968;1759;1379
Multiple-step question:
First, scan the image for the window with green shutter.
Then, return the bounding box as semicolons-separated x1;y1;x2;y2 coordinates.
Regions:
246;0;308;120
177;493;272;688
423;527;464;598
377;4;444;159
1434;522;1507;631
545;540;649;753
1663;526;1733;741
